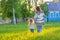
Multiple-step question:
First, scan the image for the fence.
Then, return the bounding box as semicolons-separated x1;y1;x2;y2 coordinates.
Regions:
44;11;60;22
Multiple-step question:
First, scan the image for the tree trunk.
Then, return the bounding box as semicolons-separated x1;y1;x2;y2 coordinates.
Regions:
11;17;17;24
16;18;18;23
11;17;13;23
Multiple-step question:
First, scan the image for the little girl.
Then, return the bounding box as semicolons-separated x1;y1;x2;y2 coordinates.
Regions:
28;18;34;33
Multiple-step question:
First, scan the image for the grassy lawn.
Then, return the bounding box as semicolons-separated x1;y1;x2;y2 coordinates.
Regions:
0;22;60;40
0;22;28;33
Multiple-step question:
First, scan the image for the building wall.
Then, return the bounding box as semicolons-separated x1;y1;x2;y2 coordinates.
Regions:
45;11;60;22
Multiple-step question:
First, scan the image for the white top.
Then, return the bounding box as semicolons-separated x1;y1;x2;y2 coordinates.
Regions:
34;12;44;24
30;23;34;29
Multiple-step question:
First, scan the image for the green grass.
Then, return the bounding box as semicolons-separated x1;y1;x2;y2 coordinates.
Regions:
0;22;60;40
0;22;28;33
0;22;60;33
43;22;60;29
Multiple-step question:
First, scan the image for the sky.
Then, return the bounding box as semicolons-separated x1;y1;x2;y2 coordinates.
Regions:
0;0;1;1
43;0;53;2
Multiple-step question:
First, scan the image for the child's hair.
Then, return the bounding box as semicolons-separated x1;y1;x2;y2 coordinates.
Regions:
30;19;33;23
29;18;34;24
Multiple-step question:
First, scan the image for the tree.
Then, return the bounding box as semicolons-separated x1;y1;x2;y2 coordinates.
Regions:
40;3;49;22
20;2;29;21
40;3;48;15
1;0;21;24
1;0;33;23
19;0;34;22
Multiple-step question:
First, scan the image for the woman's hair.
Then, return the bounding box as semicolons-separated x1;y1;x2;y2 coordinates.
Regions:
36;6;40;11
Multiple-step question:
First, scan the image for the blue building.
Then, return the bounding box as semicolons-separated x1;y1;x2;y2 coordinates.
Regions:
45;2;60;22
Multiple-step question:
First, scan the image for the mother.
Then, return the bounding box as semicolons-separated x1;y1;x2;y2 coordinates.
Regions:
34;6;45;32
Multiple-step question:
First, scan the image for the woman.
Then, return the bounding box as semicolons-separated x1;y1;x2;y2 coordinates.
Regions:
34;6;45;32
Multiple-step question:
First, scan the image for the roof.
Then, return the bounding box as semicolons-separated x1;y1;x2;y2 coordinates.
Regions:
47;2;60;11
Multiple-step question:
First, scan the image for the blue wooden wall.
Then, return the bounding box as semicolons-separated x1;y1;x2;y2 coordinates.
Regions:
44;11;60;22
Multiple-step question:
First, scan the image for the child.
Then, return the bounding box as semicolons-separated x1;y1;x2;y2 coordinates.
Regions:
28;18;34;33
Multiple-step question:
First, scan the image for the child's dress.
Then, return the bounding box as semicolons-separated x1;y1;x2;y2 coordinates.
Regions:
30;22;34;29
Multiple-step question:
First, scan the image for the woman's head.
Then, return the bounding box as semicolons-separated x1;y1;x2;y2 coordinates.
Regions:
36;6;41;12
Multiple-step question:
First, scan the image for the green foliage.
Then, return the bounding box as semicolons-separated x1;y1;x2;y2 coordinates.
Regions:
1;0;34;21
1;0;21;19
40;3;49;15
20;2;34;20
1;0;12;19
14;0;21;18
20;2;28;18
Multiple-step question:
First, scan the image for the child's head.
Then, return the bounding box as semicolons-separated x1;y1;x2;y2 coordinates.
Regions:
29;18;34;23
30;19;33;23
